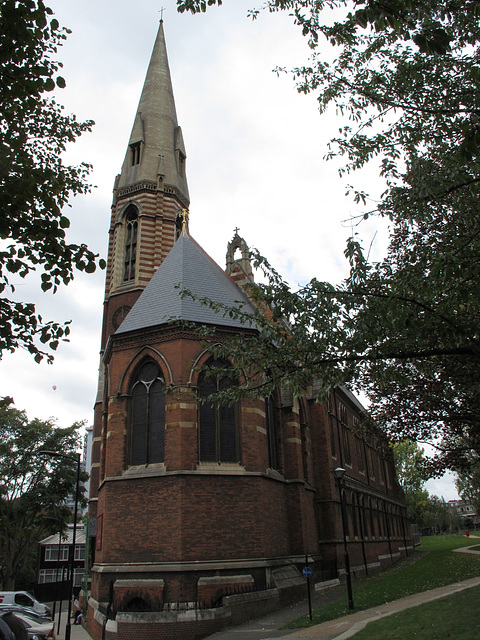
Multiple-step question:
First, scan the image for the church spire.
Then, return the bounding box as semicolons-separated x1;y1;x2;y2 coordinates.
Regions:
115;20;189;206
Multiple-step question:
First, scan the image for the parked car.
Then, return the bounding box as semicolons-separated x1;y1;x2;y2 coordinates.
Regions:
0;610;54;640
0;596;50;620
0;609;50;624
0;612;24;640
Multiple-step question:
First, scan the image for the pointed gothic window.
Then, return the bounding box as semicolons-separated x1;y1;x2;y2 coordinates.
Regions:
123;206;138;282
299;401;309;481
265;395;279;471
130;361;165;466
175;213;183;240
198;359;239;463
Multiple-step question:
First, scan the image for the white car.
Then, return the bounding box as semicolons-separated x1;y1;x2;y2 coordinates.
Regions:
0;593;51;619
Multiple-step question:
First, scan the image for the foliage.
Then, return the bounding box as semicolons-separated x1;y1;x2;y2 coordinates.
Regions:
284;534;480;628
0;0;105;363
392;440;429;524
421;495;452;534
393;440;426;494
0;396;87;590
176;0;480;474
456;463;480;516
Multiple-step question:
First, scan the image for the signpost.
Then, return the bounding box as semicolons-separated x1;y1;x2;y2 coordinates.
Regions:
303;561;313;621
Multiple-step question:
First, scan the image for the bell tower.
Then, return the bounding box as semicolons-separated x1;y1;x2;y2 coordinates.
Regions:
90;19;189;519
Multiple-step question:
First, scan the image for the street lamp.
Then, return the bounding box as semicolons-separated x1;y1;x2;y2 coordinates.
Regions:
333;467;354;610
39;450;81;640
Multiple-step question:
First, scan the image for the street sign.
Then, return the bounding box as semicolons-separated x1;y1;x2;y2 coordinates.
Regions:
302;566;313;578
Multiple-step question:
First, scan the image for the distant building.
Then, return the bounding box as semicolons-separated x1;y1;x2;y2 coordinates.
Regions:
63;429;92;516
83;426;93;503
86;20;413;640
447;499;479;527
37;524;86;602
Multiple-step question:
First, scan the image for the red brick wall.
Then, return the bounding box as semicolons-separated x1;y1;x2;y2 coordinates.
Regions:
96;473;293;566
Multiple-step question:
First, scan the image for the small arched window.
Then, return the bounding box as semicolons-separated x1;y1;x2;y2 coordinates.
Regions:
123;206;138;282
198;359;239;463
130;361;165;466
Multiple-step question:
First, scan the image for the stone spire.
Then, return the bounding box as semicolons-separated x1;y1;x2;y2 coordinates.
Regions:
115;20;189;205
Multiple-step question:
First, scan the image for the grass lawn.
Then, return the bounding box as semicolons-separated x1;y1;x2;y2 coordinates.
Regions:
352;583;480;640
283;534;480;629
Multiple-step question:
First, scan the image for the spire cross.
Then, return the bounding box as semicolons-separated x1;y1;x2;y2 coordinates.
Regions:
234;227;240;235
159;6;166;21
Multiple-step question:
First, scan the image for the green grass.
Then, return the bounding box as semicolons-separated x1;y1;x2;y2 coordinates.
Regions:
283;535;480;629
351;583;480;640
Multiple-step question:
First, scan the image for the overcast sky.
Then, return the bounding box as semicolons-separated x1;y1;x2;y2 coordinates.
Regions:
0;0;457;498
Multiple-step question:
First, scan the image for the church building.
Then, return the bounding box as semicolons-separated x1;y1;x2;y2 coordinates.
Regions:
87;21;412;640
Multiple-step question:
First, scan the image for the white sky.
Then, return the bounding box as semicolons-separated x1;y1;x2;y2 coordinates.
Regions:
0;0;457;498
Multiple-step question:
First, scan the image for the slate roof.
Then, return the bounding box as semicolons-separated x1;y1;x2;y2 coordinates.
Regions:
115;234;257;335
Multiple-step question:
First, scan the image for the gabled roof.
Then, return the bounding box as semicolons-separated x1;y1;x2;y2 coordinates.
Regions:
40;524;86;546
115;235;257;335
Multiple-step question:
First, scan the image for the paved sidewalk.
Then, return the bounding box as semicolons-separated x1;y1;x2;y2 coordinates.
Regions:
55;617;90;640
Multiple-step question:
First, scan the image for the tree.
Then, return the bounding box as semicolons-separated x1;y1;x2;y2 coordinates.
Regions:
0;396;86;590
176;0;480;473
392;440;429;525
456;464;480;518
422;495;452;534
1;0;105;364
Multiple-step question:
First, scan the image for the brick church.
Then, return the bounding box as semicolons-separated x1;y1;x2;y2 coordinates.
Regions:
87;21;413;640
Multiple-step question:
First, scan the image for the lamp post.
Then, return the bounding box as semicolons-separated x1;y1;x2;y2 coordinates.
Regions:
40;450;81;640
333;467;354;610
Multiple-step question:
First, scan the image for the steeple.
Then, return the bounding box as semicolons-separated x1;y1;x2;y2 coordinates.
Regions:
115;20;189;206
93;20;193;392
99;20;191;330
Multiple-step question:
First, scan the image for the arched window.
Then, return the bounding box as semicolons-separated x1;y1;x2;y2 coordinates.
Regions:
299;401;309;481
123;206;138;282
130;361;165;466
265;395;279;471
198;359;239;463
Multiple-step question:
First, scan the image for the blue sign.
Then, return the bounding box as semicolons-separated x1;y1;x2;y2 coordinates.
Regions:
302;566;313;578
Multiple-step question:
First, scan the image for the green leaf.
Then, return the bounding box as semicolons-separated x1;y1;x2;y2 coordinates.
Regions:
44;77;55;92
